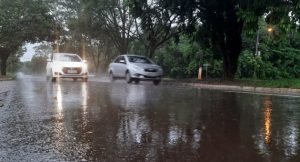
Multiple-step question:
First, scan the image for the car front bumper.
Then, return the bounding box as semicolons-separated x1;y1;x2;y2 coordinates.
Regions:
52;72;88;78
131;73;162;80
52;67;88;78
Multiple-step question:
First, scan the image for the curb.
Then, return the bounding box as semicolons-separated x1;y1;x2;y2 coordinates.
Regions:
162;81;300;96
0;77;13;81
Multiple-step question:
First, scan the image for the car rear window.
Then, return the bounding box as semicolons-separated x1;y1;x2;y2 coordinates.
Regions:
128;56;152;64
54;54;82;62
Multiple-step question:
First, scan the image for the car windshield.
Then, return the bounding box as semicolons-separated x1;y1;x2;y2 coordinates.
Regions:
53;54;82;62
127;56;152;64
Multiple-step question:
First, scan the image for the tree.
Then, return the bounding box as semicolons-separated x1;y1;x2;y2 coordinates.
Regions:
130;0;181;58
46;0;81;54
34;42;53;58
0;0;55;75
158;0;300;79
86;0;135;54
61;0;133;73
7;47;25;74
56;0;117;74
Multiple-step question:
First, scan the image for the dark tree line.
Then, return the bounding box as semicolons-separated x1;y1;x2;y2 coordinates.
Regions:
1;0;299;79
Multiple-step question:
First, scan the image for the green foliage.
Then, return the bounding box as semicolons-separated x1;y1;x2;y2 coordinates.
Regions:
1;0;300;81
7;55;22;74
30;55;48;74
208;60;223;78
6;47;24;74
129;0;181;58
238;50;261;78
239;79;300;89
155;36;200;78
238;36;300;80
269;47;300;78
237;15;300;80
0;0;55;46
155;36;223;79
0;0;55;75
258;79;300;89
34;43;53;58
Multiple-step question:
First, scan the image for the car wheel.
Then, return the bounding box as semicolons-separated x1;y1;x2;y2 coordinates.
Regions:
50;70;56;82
153;79;161;85
51;77;56;82
109;71;115;82
125;71;132;83
82;78;88;82
134;79;140;84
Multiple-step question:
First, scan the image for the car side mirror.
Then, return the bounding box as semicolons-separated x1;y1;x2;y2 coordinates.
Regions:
119;60;126;64
47;59;51;62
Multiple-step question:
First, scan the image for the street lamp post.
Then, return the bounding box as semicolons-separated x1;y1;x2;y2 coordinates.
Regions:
255;27;273;56
255;29;260;56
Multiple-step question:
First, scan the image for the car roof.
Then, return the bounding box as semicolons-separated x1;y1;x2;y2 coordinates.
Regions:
53;53;78;56
121;54;147;57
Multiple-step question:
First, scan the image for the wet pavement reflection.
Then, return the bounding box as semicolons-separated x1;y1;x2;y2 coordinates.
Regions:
0;76;300;161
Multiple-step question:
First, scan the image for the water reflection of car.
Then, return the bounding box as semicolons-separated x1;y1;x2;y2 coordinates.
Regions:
108;54;163;85
46;53;88;82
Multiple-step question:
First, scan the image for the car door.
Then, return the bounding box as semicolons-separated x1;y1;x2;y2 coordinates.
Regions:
113;56;127;77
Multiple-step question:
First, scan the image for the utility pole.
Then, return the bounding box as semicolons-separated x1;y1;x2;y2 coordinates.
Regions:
255;29;259;56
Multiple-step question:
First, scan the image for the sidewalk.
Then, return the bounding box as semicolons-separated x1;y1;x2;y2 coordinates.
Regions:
162;79;300;96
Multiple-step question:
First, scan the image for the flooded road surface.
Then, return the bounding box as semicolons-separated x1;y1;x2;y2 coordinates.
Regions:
1;76;300;162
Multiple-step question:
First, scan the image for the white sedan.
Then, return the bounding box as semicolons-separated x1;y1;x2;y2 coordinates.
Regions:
46;53;88;82
108;54;163;85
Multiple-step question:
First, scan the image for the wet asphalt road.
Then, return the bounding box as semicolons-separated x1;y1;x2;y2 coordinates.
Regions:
0;75;300;162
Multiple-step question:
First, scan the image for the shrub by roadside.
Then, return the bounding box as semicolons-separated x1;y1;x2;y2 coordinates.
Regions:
163;78;300;89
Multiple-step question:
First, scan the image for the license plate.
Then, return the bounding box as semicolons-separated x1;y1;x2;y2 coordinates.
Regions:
67;69;77;74
146;73;156;77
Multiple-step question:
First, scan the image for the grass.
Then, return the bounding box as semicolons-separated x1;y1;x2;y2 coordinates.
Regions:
164;78;300;89
238;79;300;89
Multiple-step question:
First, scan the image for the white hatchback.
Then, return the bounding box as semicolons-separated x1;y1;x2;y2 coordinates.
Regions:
108;54;163;85
46;53;88;82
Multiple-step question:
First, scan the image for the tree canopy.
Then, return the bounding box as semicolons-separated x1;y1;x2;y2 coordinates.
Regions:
1;0;300;80
0;0;55;75
144;0;300;79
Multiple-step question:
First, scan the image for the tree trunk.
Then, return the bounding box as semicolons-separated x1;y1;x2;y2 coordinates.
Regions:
221;3;243;80
0;55;9;76
145;40;157;59
147;47;156;59
0;47;11;76
223;50;240;80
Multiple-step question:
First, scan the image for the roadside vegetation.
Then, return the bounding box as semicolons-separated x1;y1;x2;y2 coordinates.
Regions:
240;79;300;89
1;0;299;88
215;79;300;89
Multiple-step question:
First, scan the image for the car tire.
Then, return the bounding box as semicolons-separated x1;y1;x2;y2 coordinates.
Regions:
50;70;56;82
51;77;56;82
125;71;132;83
109;71;115;82
153;79;161;85
134;79;140;84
